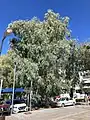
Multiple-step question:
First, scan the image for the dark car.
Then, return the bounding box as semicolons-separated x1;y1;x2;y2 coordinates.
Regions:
49;100;57;108
5;99;25;105
0;104;10;116
39;98;57;108
0;98;11;116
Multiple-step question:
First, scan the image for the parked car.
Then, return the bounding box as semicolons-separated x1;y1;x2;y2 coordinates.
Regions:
31;98;41;110
0;98;10;116
0;104;11;116
49;100;57;108
56;97;76;107
74;93;86;102
5;99;28;114
39;98;57;108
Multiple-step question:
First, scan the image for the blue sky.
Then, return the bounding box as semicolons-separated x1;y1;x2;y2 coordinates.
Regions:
0;0;90;54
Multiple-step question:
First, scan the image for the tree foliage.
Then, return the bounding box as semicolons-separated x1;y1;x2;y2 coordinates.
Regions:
7;10;81;97
0;9;86;99
0;52;13;87
79;43;90;71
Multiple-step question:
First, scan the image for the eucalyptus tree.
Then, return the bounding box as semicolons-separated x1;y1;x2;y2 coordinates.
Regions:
8;10;79;98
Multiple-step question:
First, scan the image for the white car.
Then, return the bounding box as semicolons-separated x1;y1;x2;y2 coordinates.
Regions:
74;93;86;100
6;99;28;114
11;103;28;114
56;97;76;107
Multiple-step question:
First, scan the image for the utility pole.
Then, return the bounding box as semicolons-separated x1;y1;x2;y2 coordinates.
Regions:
11;63;16;115
0;79;3;98
30;80;32;111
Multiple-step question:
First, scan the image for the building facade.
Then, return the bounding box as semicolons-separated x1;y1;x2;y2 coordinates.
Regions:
75;71;90;94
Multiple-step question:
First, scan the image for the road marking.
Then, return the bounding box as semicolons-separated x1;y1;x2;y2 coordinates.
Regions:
51;109;90;120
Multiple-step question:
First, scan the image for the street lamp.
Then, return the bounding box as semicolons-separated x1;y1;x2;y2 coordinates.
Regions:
0;28;13;98
0;28;13;117
0;28;13;55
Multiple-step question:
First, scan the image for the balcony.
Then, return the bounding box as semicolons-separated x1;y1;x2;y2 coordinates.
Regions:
82;75;90;79
83;80;90;84
83;86;90;89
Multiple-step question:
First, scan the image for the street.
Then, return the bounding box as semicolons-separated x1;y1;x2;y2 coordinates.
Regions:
6;105;90;120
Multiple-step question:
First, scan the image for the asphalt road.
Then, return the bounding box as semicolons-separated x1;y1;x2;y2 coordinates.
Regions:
6;105;90;120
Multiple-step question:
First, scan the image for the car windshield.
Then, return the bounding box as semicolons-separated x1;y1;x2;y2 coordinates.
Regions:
57;98;65;102
13;100;25;104
60;98;66;101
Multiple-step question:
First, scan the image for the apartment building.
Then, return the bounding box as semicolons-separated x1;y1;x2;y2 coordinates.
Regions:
75;71;90;94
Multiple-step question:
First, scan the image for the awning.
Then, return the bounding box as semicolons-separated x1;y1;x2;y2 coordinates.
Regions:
2;88;24;93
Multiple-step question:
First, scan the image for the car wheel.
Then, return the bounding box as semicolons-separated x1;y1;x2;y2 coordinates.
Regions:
25;107;28;112
61;103;65;107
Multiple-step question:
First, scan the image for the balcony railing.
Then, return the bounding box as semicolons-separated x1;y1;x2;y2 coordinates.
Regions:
83;86;90;89
83;75;90;79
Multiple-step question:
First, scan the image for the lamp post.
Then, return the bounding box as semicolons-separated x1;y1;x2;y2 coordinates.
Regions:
11;62;16;115
0;79;3;99
0;28;13;118
0;28;13;97
0;28;13;55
